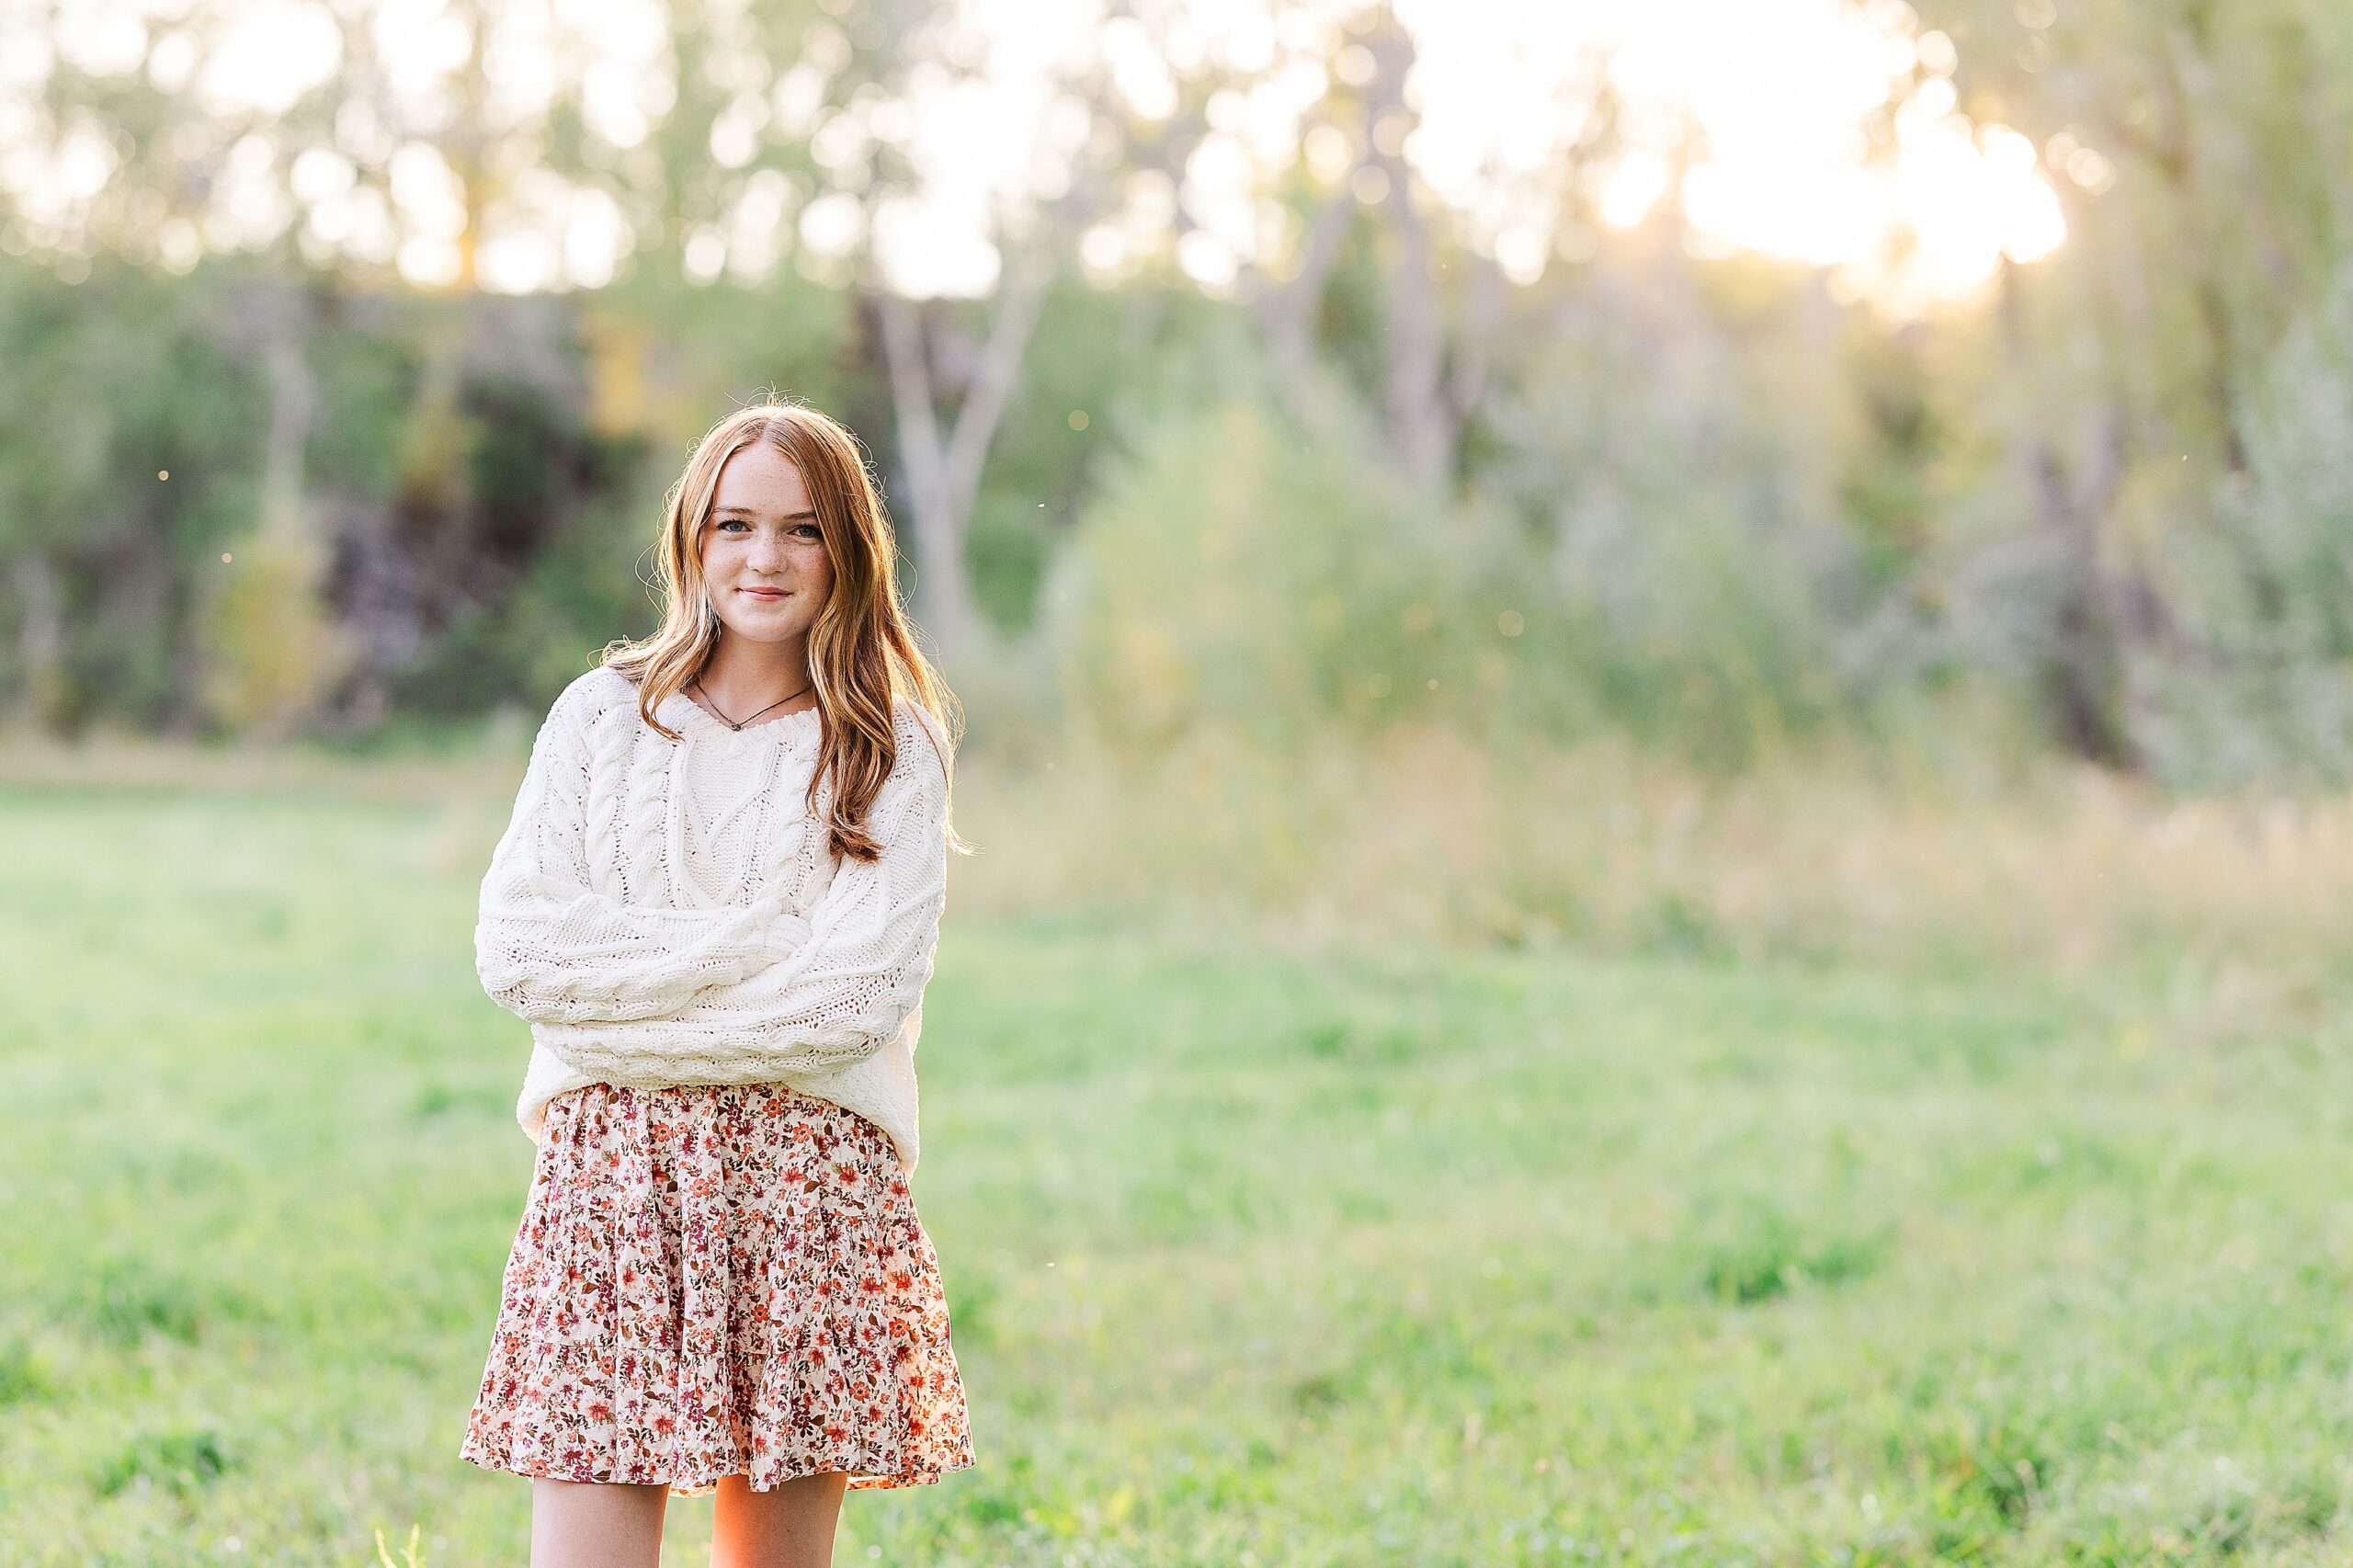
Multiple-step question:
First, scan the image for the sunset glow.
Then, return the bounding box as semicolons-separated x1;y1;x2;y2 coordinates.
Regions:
5;0;2084;314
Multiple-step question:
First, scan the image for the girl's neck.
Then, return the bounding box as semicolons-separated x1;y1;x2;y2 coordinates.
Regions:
695;635;813;711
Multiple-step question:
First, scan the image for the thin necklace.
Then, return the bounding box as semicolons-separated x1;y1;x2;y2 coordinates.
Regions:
691;676;813;731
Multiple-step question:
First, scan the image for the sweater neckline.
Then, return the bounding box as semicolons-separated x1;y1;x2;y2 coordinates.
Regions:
657;687;823;743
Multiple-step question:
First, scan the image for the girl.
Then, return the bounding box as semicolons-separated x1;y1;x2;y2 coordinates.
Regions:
459;403;976;1568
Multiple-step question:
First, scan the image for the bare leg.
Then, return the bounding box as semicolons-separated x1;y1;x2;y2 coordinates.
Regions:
710;1471;851;1568
531;1477;671;1568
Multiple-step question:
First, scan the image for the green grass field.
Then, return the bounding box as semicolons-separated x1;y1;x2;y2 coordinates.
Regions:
7;769;2353;1566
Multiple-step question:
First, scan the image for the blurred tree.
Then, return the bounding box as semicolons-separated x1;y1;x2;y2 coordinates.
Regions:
0;257;265;734
1241;4;1617;494
4;0;2353;790
842;0;1208;666
1917;0;2353;773
197;277;357;737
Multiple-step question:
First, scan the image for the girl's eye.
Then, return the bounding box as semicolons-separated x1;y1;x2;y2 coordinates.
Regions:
714;520;817;538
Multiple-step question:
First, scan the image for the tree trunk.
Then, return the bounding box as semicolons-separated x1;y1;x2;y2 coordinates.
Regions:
2030;412;2135;768
201;281;346;738
260;319;316;547
1367;19;1451;491
1256;188;1355;404
2001;263;2136;767
873;269;1047;665
12;551;64;730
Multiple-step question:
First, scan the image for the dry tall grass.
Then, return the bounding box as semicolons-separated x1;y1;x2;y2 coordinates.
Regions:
950;723;2353;1041
11;716;2347;1041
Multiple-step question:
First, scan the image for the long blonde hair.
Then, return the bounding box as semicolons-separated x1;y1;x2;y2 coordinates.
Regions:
601;401;963;863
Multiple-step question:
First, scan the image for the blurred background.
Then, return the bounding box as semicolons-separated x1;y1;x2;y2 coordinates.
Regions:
8;0;2353;1562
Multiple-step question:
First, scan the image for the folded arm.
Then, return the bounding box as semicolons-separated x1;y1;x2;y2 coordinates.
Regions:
474;687;805;1026
537;710;951;1084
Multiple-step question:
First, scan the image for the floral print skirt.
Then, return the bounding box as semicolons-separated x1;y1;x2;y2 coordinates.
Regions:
459;1082;975;1494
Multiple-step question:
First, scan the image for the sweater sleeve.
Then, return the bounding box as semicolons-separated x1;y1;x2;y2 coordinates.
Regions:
532;707;950;1083
473;683;808;1026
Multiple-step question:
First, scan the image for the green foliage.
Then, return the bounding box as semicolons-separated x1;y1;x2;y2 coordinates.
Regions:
89;1426;237;1501
1055;354;1870;770
1054;393;1449;751
0;256;267;730
380;425;658;717
964;280;1223;636
2134;267;2353;786
0;1338;50;1407
1684;1196;1894;1305
303;309;419;502
1475;270;1869;767
198;528;356;735
585;267;858;435
85;1263;210;1348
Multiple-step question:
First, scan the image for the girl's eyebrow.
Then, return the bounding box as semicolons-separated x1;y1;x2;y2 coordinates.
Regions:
712;506;819;521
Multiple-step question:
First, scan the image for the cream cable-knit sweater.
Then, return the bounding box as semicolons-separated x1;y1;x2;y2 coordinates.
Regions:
474;664;952;1173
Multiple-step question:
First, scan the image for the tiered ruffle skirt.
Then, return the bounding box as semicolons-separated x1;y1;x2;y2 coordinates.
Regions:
460;1082;975;1494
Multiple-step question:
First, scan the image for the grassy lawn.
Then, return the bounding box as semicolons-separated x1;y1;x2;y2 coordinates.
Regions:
6;772;2353;1565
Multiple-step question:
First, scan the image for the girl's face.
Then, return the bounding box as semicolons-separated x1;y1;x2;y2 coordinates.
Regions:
699;440;834;651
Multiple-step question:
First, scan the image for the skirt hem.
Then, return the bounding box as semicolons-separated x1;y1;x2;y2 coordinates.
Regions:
457;1440;975;1494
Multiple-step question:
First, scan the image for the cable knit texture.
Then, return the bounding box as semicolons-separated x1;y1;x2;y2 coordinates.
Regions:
476;665;951;1174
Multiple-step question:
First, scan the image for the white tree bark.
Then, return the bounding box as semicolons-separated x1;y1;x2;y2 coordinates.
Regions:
12;552;62;726
875;266;1050;660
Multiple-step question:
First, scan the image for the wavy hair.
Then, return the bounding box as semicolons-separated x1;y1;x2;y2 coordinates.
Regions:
600;402;964;863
